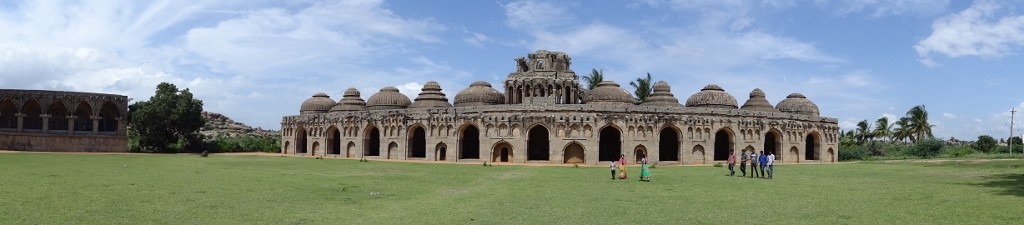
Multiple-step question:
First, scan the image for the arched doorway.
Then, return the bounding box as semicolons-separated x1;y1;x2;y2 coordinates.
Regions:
827;148;835;162
765;130;781;161
460;125;480;159
659;127;679;161
327;126;341;155
98;101;119;132
789;147;799;163
387;142;398;159
73;101;92;132
527;125;549;161
283;141;290;154
436;143;448;161
408;126;426;158
806;133;820;160
691;145;706;165
634;145;648;163
563;142;585;164
47;101;69;132
714;129;733;161
22;100;42;130
0;99;17;129
311;142;320;156
599;126;621;161
295;127;307;154
364;126;380;156
492;142;513;162
346;142;356;158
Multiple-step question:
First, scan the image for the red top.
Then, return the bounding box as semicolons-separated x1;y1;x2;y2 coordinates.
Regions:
727;153;736;164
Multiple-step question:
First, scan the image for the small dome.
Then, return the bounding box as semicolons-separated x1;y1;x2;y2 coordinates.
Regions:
330;88;366;112
740;88;779;113
410;81;453;108
585;81;634;105
454;81;505;107
366;87;412;110
776;93;820;116
641;81;680;107
300;92;335;114
685;84;738;109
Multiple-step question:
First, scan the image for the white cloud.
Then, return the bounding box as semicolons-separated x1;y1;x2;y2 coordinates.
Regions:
818;0;949;17
915;1;1024;65
942;112;958;119
503;0;573;30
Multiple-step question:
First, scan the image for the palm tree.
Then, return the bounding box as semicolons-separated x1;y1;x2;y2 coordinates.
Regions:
582;69;604;90
855;120;873;144
873;116;893;142
906;105;934;143
892;117;912;144
629;73;653;103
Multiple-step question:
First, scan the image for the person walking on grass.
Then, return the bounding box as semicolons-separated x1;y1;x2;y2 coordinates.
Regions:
727;151;736;176
767;152;776;179
758;151;768;178
749;151;759;178
609;161;617;180
739;150;749;177
617;154;628;179
639;160;651;182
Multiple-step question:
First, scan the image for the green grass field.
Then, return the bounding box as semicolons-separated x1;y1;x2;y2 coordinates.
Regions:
1;153;1022;224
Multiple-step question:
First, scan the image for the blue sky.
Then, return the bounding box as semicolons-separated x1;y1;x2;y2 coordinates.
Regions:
1;0;1023;140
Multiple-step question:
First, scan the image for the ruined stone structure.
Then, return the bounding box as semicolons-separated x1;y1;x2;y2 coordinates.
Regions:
0;89;129;152
280;50;839;165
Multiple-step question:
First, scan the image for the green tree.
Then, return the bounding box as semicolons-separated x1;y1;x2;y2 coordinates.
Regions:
128;82;205;153
629;73;653;103
855;120;873;144
873;116;893;142
581;68;604;90
892;117;912;144
906;105;934;143
973;135;997;153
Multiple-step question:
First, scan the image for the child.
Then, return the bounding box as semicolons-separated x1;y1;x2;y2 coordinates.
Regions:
640;161;651;182
609;161;617;180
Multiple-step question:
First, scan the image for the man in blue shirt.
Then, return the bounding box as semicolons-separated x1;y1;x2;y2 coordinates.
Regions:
758;151;768;178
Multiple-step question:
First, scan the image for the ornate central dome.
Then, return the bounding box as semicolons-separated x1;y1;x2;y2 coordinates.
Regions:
454;81;505;107
776;93;820;116
366;87;412;110
740;88;779;113
585;81;634;104
641;81;680;106
410;81;453;108
330;88;366;112
300;92;336;114
685;84;738;109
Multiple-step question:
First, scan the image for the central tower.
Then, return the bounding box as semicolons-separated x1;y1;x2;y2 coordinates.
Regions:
504;50;583;105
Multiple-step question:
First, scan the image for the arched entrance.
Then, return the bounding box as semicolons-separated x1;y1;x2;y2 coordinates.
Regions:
563;142;585;164
691;145;706;165
789;147;799;163
327;126;341;155
527;125;550;161
346;142;355;158
659;127;679;161
311;142;320;156
295;127;307;154
436;143;448;161
714;129;733;161
408;126;426;158
73;101;92;132
765;130;781;161
22;100;42;130
0;99;17;129
47;101;69;131
363;126;380;156
492;142;513;162
283;141;290;154
387;142;398;159
599;126;621;161
634;145;648;163
98;101;119;132
805;133;820;160
460;125;480;159
827;148;835;162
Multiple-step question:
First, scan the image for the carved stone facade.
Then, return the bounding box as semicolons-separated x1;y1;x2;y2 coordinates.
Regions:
281;50;839;165
0;89;129;152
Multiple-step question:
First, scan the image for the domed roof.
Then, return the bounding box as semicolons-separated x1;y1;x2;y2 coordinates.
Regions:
740;88;779;113
330;88;366;112
776;93;820;116
585;81;634;105
300;92;336;114
641;81;680;107
366;87;412;110
454;81;505;107
410;81;452;108
685;84;738;109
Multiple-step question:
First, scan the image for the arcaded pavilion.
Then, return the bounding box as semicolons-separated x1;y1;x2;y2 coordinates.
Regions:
280;50;839;165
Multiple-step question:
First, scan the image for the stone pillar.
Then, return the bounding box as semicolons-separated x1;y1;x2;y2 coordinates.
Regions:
15;113;24;132
116;117;126;135
67;116;76;134
41;114;50;133
91;116;101;135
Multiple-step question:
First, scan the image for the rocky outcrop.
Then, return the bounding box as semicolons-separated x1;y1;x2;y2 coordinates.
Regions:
201;112;279;138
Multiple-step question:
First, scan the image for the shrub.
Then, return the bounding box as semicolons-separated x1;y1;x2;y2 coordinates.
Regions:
713;162;723;167
839;145;868;161
907;139;945;158
973;135;997;153
943;146;976;158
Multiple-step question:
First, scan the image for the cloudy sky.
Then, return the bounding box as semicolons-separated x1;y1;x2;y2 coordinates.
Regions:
1;0;1023;140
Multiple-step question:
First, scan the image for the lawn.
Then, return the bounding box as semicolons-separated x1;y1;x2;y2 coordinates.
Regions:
1;153;1022;224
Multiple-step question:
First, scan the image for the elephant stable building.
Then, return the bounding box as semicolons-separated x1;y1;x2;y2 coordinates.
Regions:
280;50;839;165
0;89;128;152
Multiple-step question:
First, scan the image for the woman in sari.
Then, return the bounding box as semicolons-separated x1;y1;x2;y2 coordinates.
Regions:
617;154;627;179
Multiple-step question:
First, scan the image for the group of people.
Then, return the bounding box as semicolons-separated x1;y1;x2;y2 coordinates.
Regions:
610;154;651;181
728;150;774;179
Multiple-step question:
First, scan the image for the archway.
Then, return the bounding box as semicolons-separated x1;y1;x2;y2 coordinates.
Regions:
563;142;585;164
311;142;320;156
387;142;398;159
295;127;307;154
789;147;799;163
283;141;290;154
765;130;782;161
634;145;648;163
98;101;119;132
492;142;513;162
659;127;679;161
527;125;549;161
827;148;835;163
714;129;733;161
408;126;426;158
460;125;480;159
364;126;380;156
805;133;820;160
22;100;42;130
598;126;621;161
691;145;706;165
346;142;356;158
47;101;69;131
327;126;341;155
0;99;16;129
73;101;92;132
436;143;448;161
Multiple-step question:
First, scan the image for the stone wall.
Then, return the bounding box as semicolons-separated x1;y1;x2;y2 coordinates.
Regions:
0;89;129;152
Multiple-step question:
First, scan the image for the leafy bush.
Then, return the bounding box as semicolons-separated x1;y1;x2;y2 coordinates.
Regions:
200;135;280;153
973;135;997;153
943;146;977;158
839;145;868;161
712;162;723;167
906;139;945;158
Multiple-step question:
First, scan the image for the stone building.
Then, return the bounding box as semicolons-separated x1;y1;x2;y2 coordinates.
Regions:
0;89;129;152
280;50;839;165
